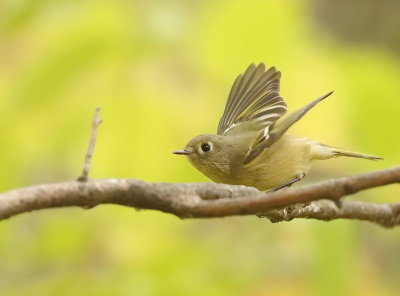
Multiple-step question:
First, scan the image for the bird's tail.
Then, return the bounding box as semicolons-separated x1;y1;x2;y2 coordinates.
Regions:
327;146;382;161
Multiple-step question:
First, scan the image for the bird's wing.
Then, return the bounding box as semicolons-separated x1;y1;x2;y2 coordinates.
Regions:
217;63;287;136
244;91;334;164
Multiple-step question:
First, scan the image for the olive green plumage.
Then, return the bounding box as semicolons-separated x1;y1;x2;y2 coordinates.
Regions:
174;63;381;191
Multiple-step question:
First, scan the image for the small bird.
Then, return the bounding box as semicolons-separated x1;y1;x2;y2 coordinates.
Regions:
173;63;381;191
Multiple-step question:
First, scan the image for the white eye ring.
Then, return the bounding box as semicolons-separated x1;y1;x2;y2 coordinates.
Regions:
198;142;213;154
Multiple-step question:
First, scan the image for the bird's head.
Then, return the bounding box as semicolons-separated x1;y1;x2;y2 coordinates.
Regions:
173;134;232;180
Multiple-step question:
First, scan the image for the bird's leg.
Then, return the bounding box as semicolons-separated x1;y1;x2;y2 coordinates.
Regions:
269;173;305;192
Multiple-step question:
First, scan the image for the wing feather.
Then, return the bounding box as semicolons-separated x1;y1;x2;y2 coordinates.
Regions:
244;91;334;164
217;63;328;165
217;63;287;136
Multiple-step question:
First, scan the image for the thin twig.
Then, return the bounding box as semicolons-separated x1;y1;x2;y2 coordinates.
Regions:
77;107;102;182
0;167;399;227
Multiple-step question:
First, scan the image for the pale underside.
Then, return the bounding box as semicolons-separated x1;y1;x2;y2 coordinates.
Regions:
188;134;332;191
184;63;373;191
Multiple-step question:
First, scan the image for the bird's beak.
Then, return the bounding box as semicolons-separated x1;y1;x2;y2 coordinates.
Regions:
173;149;192;155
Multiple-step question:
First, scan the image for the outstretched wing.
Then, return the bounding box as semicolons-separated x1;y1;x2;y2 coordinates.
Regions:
217;63;287;136
244;91;334;164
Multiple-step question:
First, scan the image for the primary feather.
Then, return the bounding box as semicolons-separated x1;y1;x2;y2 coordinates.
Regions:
217;64;335;164
244;91;334;164
217;63;287;137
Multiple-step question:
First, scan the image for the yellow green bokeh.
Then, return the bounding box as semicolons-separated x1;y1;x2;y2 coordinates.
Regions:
0;1;399;295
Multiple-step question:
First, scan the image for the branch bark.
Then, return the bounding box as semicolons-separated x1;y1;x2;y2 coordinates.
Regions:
77;107;102;182
0;167;399;227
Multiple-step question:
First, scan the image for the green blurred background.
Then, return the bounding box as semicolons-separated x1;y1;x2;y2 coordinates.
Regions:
0;0;399;295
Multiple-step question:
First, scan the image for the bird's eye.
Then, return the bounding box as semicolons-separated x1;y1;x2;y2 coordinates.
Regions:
200;143;211;153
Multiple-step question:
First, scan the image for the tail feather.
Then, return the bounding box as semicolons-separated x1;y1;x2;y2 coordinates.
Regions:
329;147;382;161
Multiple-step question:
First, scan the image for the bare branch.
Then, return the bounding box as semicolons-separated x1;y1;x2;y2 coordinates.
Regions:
77;107;102;182
259;200;400;227
0;167;399;227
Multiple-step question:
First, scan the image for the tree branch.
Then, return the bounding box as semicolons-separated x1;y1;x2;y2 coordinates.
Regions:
77;107;102;182
0;167;399;227
2;109;399;227
259;200;400;227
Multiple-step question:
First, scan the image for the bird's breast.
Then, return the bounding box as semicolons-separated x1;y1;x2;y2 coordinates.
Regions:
221;135;315;190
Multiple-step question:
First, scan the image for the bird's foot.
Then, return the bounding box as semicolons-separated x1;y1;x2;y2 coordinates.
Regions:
269;173;305;192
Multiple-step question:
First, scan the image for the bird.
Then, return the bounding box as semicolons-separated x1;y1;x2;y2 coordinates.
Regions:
173;63;381;191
